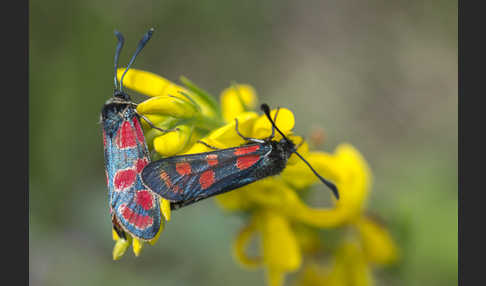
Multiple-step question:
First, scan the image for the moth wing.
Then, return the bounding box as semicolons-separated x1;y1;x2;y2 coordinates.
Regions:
105;116;149;209
104;114;161;240
112;176;162;240
141;143;271;203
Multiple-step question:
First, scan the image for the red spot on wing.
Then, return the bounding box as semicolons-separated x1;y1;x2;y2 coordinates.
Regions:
199;170;215;190
206;154;218;166
160;172;172;188
114;169;137;191
160;171;183;194
105;170;109;186
234;145;260;155
135;158;149;173
132;117;145;143
176;162;192;176
135;190;154;210
236;155;260;170
119;204;154;230
116;121;137;149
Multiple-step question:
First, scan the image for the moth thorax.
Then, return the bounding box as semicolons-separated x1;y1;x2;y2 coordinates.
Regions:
275;139;295;160
261;140;294;176
113;90;131;101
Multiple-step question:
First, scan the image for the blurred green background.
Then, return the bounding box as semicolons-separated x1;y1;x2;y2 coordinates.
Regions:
29;0;457;285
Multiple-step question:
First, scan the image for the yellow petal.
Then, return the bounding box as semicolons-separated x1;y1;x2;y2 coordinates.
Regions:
255;210;301;286
209;112;258;144
137;95;197;118
332;144;372;221
292;263;329;286
132;237;144;257
244;180;291;207
355;216;399;265
223;178;339;229
258;210;302;271
214;187;253;211
161;198;171;221
181;141;214;155
280;143;372;226
267;268;286;286
143;116;180;148
244;180;344;228
117;68;184;98
183;112;258;154
112;238;130;261
252;108;294;139
139;114;168;130
112;229;119;241
117;68;217;118
281;151;339;189
220;84;257;123
326;241;374;286
232;218;262;269
153;125;193;156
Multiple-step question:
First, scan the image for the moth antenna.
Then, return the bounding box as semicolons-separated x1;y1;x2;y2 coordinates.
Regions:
260;103;339;199
261;103;291;144
119;28;155;92
113;30;125;90
292;150;339;199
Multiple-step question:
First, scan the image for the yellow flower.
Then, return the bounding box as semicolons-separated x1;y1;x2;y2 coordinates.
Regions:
136;95;198;118
153;125;193;156
184;111;259;153
216;143;370;228
260;210;302;286
355;216;399;265
112;234;130;261
294;241;374;286
292;218;399;286
110;68;399;286
221;84;258;123
292;263;328;286
117;68;219;118
231;210;303;286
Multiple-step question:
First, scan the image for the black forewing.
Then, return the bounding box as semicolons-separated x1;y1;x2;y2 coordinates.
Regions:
141;143;272;203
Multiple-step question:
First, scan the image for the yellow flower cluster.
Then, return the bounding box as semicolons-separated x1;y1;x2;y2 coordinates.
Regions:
111;68;399;286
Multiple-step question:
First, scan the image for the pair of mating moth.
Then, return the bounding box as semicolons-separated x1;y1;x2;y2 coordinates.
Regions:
101;29;338;241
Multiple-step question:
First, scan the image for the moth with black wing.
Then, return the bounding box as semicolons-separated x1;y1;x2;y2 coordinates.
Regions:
142;103;339;210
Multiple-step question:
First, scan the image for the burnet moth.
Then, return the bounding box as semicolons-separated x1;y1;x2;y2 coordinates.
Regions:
141;103;339;210
101;28;171;241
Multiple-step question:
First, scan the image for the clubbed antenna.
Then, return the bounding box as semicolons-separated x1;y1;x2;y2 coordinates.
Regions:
119;28;155;92
260;103;339;199
113;30;125;90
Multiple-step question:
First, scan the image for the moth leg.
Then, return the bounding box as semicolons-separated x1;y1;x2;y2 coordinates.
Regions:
234;118;265;143
138;113;179;133
268;107;280;140
197;140;220;150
